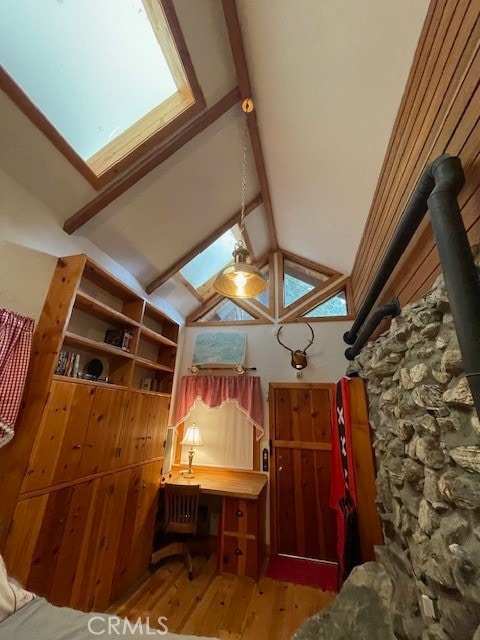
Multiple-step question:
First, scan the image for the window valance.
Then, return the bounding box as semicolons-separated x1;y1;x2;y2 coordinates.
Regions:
173;375;264;439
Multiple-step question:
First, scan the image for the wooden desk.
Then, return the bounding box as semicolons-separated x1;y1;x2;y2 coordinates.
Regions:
164;466;267;580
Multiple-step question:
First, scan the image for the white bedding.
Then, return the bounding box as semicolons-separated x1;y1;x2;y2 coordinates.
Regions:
0;596;220;640
0;555;34;623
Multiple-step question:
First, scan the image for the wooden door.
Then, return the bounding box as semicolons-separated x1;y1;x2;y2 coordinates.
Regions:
270;383;337;561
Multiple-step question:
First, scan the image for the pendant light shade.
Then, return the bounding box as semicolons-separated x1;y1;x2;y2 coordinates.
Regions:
213;98;266;300
213;246;267;299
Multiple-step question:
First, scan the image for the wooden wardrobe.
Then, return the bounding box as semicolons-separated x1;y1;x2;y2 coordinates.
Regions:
0;255;178;611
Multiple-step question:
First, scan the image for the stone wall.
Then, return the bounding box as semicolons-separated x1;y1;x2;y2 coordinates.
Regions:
350;250;480;640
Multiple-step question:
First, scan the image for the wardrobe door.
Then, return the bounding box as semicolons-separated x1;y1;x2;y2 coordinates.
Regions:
144;394;169;462
116;392;145;467
72;470;131;611
79;387;127;476
21;381;94;493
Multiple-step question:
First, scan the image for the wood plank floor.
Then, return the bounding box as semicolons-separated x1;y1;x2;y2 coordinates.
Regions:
114;555;336;640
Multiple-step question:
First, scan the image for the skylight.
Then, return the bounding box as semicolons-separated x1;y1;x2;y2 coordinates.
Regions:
0;0;177;160
0;0;202;184
180;226;245;300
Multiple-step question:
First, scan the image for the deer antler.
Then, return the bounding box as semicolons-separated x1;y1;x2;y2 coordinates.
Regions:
303;322;315;352
276;326;293;353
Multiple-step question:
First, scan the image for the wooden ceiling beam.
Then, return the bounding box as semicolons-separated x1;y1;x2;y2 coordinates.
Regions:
222;0;278;251
145;193;263;294
63;87;241;235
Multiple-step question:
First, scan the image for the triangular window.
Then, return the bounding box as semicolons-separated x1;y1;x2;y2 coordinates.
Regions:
303;290;348;318
279;252;340;315
197;300;256;323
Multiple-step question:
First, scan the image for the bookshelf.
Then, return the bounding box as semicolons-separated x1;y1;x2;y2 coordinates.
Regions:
52;254;179;393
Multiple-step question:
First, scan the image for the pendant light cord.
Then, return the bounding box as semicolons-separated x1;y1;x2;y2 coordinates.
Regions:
238;106;248;246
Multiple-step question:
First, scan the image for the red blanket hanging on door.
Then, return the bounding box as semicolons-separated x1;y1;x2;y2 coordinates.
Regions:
330;377;361;583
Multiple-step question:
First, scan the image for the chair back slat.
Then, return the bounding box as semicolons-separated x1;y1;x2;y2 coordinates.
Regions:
164;483;200;535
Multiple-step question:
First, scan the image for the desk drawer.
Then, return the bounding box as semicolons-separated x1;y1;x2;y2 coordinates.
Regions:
223;498;257;536
222;534;259;579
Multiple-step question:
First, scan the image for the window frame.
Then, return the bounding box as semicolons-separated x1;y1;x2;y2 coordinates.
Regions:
0;0;205;189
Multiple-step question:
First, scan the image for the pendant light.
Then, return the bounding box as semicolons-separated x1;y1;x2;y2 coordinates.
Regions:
213;99;267;299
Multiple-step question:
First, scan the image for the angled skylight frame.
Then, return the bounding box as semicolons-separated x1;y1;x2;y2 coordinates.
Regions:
0;0;205;189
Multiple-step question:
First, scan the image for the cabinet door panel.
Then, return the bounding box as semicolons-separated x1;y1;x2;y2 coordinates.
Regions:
72;471;130;611
3;494;49;585
92;470;131;610
111;466;144;600
25;486;74;598
144;395;169;461
48;480;99;607
52;385;96;485
223;498;258;537
21;381;77;493
116;392;144;467
80;388;126;476
222;535;258;578
129;460;161;578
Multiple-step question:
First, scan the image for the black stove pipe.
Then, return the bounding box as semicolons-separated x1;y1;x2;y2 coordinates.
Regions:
344;154;480;415
345;298;400;361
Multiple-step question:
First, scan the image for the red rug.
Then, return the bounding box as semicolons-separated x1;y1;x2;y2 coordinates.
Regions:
266;555;338;592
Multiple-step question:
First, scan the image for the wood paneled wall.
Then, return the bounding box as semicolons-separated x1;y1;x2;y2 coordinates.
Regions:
351;0;480;309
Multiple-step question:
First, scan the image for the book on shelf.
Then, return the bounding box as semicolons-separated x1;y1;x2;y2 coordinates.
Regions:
104;328;133;352
55;350;81;377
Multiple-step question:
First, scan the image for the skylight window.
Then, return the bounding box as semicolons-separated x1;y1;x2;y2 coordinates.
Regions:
0;0;203;186
180;228;240;291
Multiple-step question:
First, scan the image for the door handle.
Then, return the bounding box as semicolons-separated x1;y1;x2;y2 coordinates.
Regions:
278;466;283;472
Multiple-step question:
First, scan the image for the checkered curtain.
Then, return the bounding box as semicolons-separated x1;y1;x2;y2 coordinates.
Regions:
0;309;34;448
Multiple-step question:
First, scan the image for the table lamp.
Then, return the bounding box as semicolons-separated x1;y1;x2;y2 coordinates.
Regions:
180;425;203;478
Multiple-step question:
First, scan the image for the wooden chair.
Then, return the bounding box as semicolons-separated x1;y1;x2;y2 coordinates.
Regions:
151;483;201;580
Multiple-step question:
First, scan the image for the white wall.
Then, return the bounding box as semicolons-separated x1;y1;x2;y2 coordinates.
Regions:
176;321;351;450
0;168;182;323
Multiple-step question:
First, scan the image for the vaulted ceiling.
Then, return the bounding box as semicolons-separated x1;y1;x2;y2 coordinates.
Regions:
0;0;429;319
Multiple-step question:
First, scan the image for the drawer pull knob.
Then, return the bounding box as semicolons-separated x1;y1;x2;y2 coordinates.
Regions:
236;509;244;517
235;548;243;556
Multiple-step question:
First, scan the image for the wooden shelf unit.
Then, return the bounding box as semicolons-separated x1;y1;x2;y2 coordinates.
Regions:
56;254;180;393
0;254;179;612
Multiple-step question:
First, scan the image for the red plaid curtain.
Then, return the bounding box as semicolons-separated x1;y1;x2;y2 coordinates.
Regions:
0;309;34;448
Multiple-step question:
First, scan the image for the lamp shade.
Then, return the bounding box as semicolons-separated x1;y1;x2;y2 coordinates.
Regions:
213;247;266;299
181;425;203;446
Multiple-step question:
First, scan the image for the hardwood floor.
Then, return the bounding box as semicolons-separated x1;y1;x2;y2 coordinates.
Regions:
114;555;336;639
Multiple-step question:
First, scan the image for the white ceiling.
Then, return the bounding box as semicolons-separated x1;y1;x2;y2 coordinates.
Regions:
0;0;429;317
